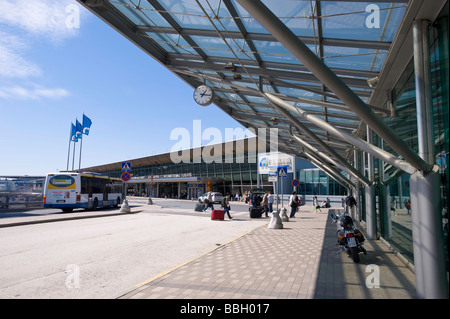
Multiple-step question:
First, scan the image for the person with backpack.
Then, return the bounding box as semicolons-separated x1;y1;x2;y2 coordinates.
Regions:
221;193;232;219
203;191;214;212
289;191;299;218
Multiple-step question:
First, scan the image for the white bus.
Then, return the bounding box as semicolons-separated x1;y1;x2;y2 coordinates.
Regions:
43;172;125;212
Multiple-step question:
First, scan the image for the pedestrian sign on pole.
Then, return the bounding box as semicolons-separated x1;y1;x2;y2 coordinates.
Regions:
122;162;131;172
277;166;288;178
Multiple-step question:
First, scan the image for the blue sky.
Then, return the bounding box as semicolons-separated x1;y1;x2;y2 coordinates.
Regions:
0;0;249;176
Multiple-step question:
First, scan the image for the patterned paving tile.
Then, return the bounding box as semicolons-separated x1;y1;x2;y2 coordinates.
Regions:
119;206;416;299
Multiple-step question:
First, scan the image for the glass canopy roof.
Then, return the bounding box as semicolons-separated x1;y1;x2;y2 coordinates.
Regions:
78;0;410;186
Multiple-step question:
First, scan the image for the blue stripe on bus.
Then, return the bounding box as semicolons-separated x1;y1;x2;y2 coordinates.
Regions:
43;200;119;209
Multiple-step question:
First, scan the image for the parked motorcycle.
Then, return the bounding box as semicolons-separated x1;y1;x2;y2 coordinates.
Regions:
330;213;367;263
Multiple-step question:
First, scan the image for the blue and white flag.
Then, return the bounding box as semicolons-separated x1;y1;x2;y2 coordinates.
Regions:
71;123;78;142
82;114;92;135
75;119;82;139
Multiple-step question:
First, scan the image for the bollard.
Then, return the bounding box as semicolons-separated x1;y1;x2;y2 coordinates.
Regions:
120;199;131;213
280;207;289;222
147;197;153;205
268;210;283;229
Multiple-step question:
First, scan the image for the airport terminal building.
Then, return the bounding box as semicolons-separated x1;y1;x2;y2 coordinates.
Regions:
83;137;348;201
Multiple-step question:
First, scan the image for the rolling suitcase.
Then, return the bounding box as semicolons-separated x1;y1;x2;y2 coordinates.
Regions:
194;203;205;212
249;207;263;218
211;210;224;220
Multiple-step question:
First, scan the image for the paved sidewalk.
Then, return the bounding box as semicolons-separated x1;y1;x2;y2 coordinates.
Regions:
119;205;417;299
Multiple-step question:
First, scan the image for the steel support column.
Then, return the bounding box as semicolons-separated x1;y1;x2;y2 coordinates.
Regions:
365;126;376;240
410;166;448;298
265;93;417;175
302;150;355;189
292;134;371;186
354;149;361;224
410;20;448;299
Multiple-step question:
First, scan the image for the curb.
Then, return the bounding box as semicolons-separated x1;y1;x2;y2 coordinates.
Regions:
0;209;142;228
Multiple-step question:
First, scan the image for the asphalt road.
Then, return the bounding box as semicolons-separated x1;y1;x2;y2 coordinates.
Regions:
0;198;266;298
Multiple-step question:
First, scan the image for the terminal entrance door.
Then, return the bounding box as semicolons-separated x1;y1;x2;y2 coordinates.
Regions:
188;186;204;200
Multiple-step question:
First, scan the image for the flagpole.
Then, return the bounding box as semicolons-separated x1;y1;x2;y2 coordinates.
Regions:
72;119;78;171
67;124;72;172
78;130;83;172
72;139;76;171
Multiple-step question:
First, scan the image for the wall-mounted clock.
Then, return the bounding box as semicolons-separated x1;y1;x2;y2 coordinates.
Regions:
193;85;214;106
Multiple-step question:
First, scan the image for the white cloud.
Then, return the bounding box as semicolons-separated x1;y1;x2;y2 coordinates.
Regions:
0;0;82;43
0;0;84;98
0;31;42;78
0;85;70;100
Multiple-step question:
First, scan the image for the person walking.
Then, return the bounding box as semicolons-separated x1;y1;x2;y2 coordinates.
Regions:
289;191;299;218
267;190;274;214
203;190;214;212
222;193;232;219
313;196;321;213
261;191;269;218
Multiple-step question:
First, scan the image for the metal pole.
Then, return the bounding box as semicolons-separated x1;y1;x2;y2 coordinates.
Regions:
384;184;392;240
236;0;431;173
281;174;283;210
380;136;392;241
257;157;260;188
266;93;417;175
72;139;76;171
411;20;448;299
414;20;435;165
276;178;279;213
78;132;83;172
67;129;72;172
292;134;371;186
366;126;376;239
302;150;354;189
353;150;360;223
278;100;371;185
410;166;448;298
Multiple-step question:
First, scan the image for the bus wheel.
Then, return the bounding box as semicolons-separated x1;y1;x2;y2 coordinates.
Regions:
92;198;98;211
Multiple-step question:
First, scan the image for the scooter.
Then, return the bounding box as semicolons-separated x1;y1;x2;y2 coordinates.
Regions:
330;213;367;263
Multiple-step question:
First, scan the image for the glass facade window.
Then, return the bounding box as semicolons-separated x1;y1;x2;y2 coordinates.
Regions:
381;9;449;267
295;168;345;197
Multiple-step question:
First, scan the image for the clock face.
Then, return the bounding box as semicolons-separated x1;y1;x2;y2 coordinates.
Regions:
193;85;214;106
